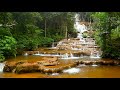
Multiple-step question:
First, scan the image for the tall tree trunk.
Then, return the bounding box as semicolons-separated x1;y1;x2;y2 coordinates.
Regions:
45;19;46;37
65;25;68;39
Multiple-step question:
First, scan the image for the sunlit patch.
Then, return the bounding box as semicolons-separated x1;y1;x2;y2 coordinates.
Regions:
63;68;80;74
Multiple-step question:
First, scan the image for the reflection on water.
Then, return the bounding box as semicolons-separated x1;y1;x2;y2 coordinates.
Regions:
1;55;120;78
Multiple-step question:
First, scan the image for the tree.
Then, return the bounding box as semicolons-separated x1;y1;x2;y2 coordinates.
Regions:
91;12;120;59
0;12;17;61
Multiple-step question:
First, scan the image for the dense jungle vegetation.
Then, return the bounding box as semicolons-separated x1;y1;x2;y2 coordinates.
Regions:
0;12;120;61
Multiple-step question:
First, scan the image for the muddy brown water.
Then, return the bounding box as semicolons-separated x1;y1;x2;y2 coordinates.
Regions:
0;55;120;78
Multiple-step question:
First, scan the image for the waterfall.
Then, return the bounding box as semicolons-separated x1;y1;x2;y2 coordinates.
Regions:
60;53;80;59
64;53;69;58
74;13;88;40
0;63;5;72
52;42;54;48
70;53;74;57
90;51;101;59
33;51;40;55
96;51;101;58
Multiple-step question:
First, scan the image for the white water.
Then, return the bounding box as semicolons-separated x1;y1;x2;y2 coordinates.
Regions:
90;56;101;59
51;73;59;76
74;14;88;40
90;51;101;59
70;53;73;57
77;64;86;67
33;51;41;55
24;53;28;56
92;64;98;66
62;53;69;58
60;57;80;60
63;68;80;74
0;63;5;72
60;53;80;59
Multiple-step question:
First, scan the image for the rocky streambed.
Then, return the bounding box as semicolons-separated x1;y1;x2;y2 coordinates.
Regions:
3;56;120;74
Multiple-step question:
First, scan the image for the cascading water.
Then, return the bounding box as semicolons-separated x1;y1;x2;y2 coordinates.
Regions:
70;53;73;57
62;53;69;58
90;51;101;59
60;53;80;59
33;51;41;55
74;13;101;59
0;63;5;72
74;14;88;40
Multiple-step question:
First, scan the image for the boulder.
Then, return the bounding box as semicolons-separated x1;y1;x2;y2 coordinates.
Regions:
3;60;27;72
15;62;39;74
3;61;18;72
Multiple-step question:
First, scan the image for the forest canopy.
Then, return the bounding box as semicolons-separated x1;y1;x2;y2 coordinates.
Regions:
0;12;76;61
0;12;120;61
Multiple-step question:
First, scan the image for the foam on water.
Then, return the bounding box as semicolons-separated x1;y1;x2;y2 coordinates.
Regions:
63;68;80;74
51;73;59;76
60;57;80;60
90;56;101;59
24;53;28;56
91;64;98;66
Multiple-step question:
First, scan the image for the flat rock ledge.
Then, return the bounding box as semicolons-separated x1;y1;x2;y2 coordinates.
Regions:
3;58;120;74
3;56;77;74
75;60;120;65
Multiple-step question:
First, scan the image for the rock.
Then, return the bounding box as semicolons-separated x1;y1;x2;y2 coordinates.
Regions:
15;62;39;74
91;60;103;65
83;61;93;65
37;56;59;66
114;61;120;65
3;61;18;72
102;60;114;65
16;61;26;65
3;60;27;72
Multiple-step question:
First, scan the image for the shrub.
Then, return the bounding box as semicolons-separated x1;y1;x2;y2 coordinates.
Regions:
39;37;54;47
0;36;17;59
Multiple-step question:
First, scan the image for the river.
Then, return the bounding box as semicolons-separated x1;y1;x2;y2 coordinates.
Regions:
0;55;120;78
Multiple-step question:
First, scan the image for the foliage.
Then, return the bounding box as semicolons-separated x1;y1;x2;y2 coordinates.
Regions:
52;33;64;42
0;51;5;62
0;12;76;60
91;12;120;59
39;37;54;47
0;36;17;59
82;33;88;38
